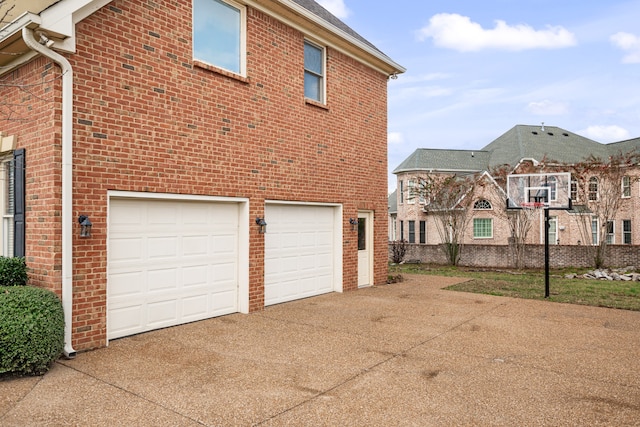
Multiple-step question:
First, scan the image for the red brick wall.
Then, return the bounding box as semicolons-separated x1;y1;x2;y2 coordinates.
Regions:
0;58;62;292
1;0;390;349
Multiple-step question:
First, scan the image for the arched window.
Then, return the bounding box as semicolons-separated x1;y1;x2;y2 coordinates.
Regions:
473;199;492;210
588;177;598;201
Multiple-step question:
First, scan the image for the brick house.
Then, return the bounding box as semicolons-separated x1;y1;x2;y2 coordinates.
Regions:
392;124;640;249
0;0;404;354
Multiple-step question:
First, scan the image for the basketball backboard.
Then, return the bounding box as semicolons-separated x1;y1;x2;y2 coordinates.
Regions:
507;172;572;210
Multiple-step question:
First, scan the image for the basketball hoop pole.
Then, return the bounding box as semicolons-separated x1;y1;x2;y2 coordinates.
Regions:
544;208;550;298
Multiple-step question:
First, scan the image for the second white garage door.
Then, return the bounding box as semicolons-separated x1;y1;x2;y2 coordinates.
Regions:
108;198;241;340
264;203;340;306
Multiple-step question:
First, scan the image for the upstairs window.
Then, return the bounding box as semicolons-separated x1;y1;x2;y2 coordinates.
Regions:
622;176;631;198
304;40;325;103
193;0;246;75
407;180;416;204
588;177;598;201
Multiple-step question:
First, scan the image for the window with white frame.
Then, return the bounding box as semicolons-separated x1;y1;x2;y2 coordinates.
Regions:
571;180;577;202
588;177;598;201
407;180;415;204
548;176;557;201
623;220;632;244
304;40;325;103
408;220;415;243
606;220;614;244
418;178;426;204
548;216;558;245
622;176;631;198
193;0;246;75
399;180;404;204
591;217;599;245
1;157;14;257
473;199;492;210
473;218;492;239
419;220;426;243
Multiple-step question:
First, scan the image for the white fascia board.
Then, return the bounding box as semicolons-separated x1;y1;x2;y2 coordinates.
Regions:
0;12;40;40
37;0;112;52
247;0;405;75
393;168;484;175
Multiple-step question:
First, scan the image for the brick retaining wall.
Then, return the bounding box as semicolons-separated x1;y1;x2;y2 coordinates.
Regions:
391;243;640;269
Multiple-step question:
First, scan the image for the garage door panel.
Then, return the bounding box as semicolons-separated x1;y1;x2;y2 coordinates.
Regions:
264;204;337;306
148;237;178;259
110;271;144;297
110;238;143;262
108;198;241;340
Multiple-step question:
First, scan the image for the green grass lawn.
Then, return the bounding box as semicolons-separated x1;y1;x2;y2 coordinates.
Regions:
391;263;640;311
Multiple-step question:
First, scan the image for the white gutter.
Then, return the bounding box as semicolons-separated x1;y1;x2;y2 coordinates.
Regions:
22;27;76;358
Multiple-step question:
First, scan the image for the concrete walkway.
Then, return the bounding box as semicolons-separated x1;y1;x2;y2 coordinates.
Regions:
2;274;639;426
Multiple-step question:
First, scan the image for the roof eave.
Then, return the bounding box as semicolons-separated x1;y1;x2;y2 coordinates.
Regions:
256;0;405;76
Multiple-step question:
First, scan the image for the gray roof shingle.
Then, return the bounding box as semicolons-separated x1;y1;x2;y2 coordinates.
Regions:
393;125;639;176
482;125;608;166
393;149;490;174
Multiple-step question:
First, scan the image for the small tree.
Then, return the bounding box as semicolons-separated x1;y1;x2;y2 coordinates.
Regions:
410;173;477;265
390;240;407;264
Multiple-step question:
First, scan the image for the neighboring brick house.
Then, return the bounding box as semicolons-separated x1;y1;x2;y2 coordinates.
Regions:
0;0;404;353
392;124;640;248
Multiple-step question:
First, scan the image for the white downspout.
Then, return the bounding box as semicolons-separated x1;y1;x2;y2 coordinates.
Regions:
22;27;76;358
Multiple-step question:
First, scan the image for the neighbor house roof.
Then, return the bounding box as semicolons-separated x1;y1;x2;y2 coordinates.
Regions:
393;148;491;174
606;137;640;157
388;189;397;214
393;124;639;177
482;125;608;166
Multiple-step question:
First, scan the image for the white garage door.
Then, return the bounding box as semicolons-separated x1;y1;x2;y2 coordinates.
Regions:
264;204;338;305
108;198;240;340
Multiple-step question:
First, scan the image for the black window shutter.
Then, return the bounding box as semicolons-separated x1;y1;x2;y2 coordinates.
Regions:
13;148;25;258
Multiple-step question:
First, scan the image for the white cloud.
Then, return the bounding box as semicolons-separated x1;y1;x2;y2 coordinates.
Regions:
610;32;640;63
417;13;577;52
527;100;569;116
581;125;630;142
388;132;404;145
316;0;350;20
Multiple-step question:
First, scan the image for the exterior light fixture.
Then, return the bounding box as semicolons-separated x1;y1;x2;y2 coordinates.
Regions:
78;215;92;238
349;217;358;231
255;217;267;234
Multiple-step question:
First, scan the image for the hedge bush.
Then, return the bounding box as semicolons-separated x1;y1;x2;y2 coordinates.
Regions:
0;256;28;286
0;286;65;375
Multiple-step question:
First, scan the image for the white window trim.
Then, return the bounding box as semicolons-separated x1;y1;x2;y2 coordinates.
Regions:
623;219;632;244
622;176;631;198
473;217;493;239
407;180;416;204
606;220;615;245
193;0;247;77
591;217;599;245
303;39;326;104
473;199;492;210
0;157;13;257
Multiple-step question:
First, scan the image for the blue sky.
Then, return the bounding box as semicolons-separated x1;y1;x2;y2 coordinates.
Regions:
316;0;640;191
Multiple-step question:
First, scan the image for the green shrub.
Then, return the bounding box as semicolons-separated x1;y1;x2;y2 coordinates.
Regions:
0;256;28;286
0;286;64;375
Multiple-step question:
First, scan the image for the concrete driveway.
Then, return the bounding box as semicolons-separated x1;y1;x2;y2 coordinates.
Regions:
2;274;639;426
